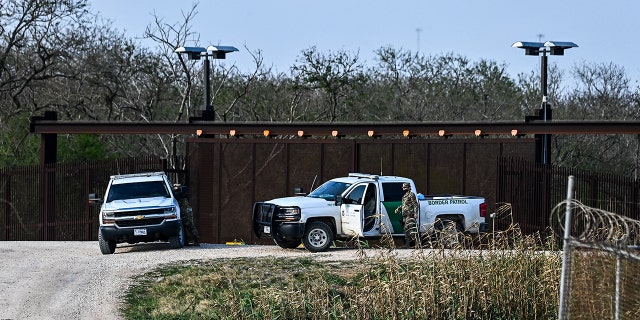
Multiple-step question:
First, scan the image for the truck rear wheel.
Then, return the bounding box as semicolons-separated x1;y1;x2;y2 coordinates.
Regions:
98;229;116;254
433;220;463;249
302;221;333;252
274;237;302;249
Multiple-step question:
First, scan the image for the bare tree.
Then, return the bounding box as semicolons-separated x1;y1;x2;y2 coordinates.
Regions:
554;62;640;175
143;3;269;164
372;48;522;121
0;0;91;164
291;46;368;122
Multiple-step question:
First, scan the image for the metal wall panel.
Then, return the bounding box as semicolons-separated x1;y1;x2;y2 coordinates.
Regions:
322;142;355;182
428;143;465;194
288;144;322;195
392;143;429;192
219;143;259;243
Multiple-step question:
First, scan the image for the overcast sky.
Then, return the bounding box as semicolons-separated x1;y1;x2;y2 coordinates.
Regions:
89;0;640;83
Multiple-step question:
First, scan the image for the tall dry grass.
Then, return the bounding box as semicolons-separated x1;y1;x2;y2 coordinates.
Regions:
124;225;562;319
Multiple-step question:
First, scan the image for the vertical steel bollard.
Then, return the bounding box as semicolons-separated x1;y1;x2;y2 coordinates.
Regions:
558;175;575;319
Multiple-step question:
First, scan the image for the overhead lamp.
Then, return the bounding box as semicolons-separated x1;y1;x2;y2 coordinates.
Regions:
402;130;410;137
474;129;487;138
263;130;270;137
544;41;578;56
367;130;381;138
174;46;207;60
513;39;577;165
511;129;525;138
511;41;545;56
196;129;203;136
175;45;239;120
206;45;239;59
438;129;452;139
229;129;237;137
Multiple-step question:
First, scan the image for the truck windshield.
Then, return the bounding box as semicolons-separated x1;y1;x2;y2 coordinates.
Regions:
307;181;351;201
106;181;170;202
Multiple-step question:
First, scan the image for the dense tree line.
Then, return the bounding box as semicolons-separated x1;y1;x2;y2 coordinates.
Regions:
1;1;639;176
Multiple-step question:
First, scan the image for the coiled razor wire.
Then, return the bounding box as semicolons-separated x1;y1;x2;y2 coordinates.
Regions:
492;202;514;224
551;199;640;252
553;193;640;320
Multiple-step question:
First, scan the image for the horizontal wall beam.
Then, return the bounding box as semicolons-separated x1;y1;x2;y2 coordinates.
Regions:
30;117;640;137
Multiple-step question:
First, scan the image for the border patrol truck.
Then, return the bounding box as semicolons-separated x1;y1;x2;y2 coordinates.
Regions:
252;173;488;252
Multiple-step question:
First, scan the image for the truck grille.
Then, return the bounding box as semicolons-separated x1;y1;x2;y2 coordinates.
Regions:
254;203;275;223
116;218;165;228
252;202;276;238
114;208;165;218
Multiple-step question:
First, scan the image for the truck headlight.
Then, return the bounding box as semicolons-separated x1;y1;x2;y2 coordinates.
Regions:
276;207;301;221
102;211;115;224
164;206;177;219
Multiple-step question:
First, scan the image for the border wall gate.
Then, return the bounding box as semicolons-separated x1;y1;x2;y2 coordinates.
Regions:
186;137;533;244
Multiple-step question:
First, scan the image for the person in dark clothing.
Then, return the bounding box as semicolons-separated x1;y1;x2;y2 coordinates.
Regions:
174;185;200;246
395;182;419;248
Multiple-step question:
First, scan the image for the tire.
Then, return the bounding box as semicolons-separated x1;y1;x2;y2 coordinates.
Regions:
433;220;464;249
98;229;116;254
274;237;302;249
169;224;185;249
302;221;333;253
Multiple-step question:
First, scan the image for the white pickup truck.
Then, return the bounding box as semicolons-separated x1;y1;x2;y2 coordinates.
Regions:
89;172;185;254
252;173;488;252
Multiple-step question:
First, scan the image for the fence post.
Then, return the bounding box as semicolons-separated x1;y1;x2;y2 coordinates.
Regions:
37;111;58;240
558;175;575;319
2;173;9;240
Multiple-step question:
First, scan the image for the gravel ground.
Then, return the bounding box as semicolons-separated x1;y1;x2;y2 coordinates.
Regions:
0;241;413;320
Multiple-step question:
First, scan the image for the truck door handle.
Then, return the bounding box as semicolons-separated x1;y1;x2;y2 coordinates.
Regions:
354;209;360;212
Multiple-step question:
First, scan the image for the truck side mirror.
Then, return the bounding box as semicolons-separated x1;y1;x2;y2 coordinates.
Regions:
335;195;343;206
293;187;306;196
88;193;103;206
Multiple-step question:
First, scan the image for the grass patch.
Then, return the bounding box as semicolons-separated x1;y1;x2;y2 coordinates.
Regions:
123;239;562;319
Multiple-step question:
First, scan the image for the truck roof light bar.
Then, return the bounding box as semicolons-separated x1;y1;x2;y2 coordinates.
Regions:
111;172;165;179
348;173;380;180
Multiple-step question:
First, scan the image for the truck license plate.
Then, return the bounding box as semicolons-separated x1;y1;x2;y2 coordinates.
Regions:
263;226;271;233
134;228;147;236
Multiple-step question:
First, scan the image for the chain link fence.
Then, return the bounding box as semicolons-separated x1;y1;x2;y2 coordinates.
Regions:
554;176;640;319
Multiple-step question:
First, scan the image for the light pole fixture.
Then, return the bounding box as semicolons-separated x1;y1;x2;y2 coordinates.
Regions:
175;45;239;121
512;40;578;165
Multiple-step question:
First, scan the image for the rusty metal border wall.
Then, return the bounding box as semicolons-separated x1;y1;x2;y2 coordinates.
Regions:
0;157;176;241
496;157;640;235
187;137;534;244
2;139;639;243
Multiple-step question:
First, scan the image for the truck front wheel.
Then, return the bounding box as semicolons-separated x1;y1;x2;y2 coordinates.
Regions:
274;237;302;249
302;221;333;252
169;225;185;249
98;229;116;254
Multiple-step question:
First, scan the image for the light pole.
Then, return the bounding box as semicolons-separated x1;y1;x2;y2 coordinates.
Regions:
175;45;239;121
512;40;578;165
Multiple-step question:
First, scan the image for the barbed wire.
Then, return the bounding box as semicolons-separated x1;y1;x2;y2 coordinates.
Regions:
550;199;640;248
491;202;514;224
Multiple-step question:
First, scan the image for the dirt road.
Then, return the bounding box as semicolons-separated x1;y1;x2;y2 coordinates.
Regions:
0;241;402;320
